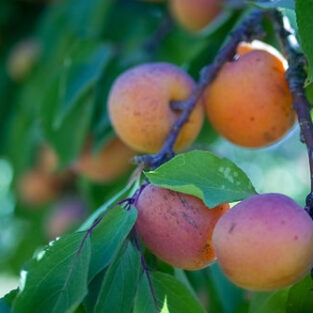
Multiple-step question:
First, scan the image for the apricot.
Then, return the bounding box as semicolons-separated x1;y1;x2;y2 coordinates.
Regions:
75;137;135;183
38;144;59;174
169;0;223;31
18;170;61;207
6;38;40;82
212;193;313;290
204;41;295;148
136;184;229;270
45;197;87;239
108;63;203;153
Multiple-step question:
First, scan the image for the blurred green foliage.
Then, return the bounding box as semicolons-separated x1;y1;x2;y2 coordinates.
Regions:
0;0;312;312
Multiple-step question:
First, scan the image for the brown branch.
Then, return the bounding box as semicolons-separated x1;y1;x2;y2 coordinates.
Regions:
135;9;266;169
269;10;313;215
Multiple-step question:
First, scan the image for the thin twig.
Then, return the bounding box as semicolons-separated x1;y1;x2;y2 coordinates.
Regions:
77;216;103;254
143;16;174;56
136;9;266;170
269;10;313;216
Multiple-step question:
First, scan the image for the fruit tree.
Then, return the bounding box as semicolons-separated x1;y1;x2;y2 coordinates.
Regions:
1;0;313;313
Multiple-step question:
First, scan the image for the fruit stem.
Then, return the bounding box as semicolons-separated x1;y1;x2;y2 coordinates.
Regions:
136;9;266;169
270;10;313;215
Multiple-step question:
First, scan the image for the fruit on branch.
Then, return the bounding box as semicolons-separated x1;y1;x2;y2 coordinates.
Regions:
45;197;88;239
18;145;74;207
108;63;203;153
213;193;313;290
18;170;63;207
75;137;135;183
6;38;40;82
204;41;296;148
169;0;223;31
136;184;229;270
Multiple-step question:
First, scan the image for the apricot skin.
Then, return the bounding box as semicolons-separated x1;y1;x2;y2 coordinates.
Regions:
18;170;61;207
136;184;229;270
170;0;222;31
108;63;203;153
76;138;135;183
212;193;313;290
204;42;295;148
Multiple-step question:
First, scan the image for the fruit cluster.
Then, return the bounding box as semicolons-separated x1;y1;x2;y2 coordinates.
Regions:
14;0;313;293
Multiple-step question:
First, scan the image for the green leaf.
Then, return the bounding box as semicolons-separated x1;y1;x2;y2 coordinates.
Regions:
248;0;295;10
145;150;256;208
83;270;106;313
249;289;290;313
41;88;95;167
88;206;138;280
287;275;313;313
207;263;244;313
296;0;313;83
12;232;91;313
134;272;206;313
94;240;141;313
79;184;134;230
0;288;18;313
54;42;114;127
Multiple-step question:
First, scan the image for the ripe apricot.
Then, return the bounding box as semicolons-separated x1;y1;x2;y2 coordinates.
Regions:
18;170;61;207
108;63;203;153
169;0;223;31
75;137;135;183
213;193;313;290
136;184;229;270
45;197;87;239
204;41;295;148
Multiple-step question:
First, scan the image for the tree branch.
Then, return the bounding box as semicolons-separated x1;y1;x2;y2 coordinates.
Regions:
269;10;313;216
135;9;266;169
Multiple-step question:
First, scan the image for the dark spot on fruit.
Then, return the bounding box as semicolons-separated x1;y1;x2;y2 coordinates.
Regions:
264;132;275;142
177;193;193;211
294;235;298;241
182;212;197;228
228;223;236;234
250;117;255;121
281;220;286;225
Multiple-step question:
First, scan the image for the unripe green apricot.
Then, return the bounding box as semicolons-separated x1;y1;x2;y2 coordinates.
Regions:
136;184;229;270
213;193;313;290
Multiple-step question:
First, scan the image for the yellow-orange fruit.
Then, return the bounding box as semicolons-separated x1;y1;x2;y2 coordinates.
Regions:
170;0;223;31
108;63;203;153
136;184;229;270
18;170;61;206
204;41;295;148
75;138;135;183
213;193;313;290
6;38;40;82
